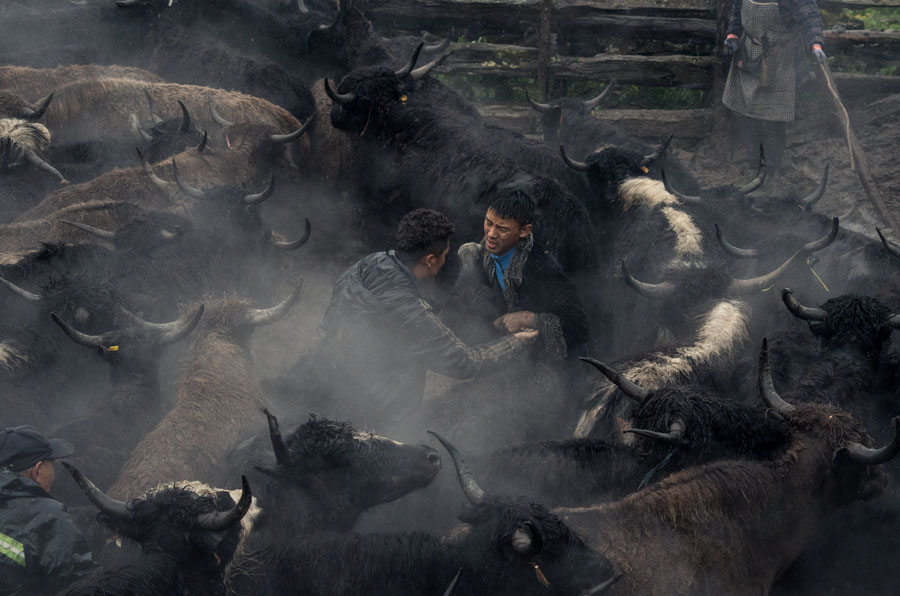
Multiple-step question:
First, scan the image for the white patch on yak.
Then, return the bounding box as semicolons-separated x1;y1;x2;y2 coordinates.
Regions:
617;177;706;269
0;118;51;154
574;300;750;438
0;341;32;377
511;529;534;554
353;430;404;446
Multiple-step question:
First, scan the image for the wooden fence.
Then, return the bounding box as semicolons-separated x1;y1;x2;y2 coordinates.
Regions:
370;0;900;138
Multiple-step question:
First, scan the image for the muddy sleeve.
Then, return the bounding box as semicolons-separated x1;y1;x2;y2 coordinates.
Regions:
727;0;743;38
792;0;824;47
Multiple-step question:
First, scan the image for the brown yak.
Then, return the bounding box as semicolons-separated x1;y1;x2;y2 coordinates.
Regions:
543;339;900;596
0;65;163;102
109;282;303;497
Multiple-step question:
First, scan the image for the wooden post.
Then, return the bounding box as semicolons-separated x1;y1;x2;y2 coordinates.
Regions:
537;0;554;101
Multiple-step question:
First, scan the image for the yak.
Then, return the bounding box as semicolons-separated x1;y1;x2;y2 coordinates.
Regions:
109;283;303;497
63;465;258;596
224;432;620;596
554;339;900;596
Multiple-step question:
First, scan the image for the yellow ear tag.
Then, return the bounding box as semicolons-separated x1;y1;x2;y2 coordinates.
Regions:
107;345;119;352
400;94;408;103
641;166;649;173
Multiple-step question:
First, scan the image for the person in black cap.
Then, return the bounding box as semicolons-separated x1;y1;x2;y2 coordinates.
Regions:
0;425;96;596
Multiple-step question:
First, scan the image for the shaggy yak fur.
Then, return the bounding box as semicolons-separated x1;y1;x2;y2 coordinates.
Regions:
109;291;300;497
556;345;896;596
327;56;601;273
64;472;260;596
226;496;617;596
0;65;163;102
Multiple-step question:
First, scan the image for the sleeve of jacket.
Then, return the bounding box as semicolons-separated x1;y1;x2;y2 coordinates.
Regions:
532;258;591;357
792;0;824;47
388;291;527;380
29;501;96;591
726;0;743;38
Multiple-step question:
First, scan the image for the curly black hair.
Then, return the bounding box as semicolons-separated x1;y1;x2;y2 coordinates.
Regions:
395;208;455;261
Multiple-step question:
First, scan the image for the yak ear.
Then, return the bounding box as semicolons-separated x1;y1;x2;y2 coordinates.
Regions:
506;519;543;560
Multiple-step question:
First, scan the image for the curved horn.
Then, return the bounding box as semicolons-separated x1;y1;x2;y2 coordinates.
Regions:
247;280;303;326
582;79;617;112
61;462;132;520
844;417;900;466
443;568;463;596
621;260;677;300
196;130;208;153
579;357;652;403
663;168;701;204
115;0;145;7
243;174;275;204
715;223;758;258
887;314;900;329
144;89;163;124
51;312;105;348
642;134;673;165
727;249;801;295
323;78;356;105
758;338;796;415
273;218;312;251
0;276;42;303
396;42;424;77
736;159;766;195
876;228;900;260
799;164;829;210
581;572;624;596
136;147;170;193
196;475;253;530
262;409;291;465
524;89;555;113
208;100;234;128
269;112;316;144
171;158;205;199
423;37;451;53
137;127;153;142
781;288;826;321
410;51;454;80
560;145;589;171
24;149;66;183
177;100;191;133
117;303;204;344
801;217;839;253
624;419;688;445
22;90;55;121
59;219;116;241
428;430;485;505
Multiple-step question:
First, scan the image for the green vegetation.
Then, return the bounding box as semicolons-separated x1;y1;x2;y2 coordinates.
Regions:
843;6;900;30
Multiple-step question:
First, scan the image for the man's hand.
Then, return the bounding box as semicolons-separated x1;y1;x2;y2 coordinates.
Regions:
812;44;827;64
724;34;739;57
494;311;537;334
513;329;539;342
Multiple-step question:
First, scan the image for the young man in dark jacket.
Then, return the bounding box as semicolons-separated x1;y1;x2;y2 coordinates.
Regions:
308;208;537;435
450;189;590;362
0;426;96;596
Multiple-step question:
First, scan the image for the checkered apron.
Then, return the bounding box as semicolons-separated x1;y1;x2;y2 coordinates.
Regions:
723;0;800;121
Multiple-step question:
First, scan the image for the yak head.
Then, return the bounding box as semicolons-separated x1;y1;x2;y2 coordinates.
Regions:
759;338;899;505
50;302;203;379
782;289;900;363
525;82;615;145
256;410;441;533
61;212;193;255
65;464;259;586
433;432;620;596
0;118;66;183
325;43;452;137
197;282;303;345
579;358;791;483
0;90;53;121
136;97;207;163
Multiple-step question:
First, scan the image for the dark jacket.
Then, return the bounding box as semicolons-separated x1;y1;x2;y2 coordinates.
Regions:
727;0;825;48
0;471;96;596
311;250;527;431
450;236;590;360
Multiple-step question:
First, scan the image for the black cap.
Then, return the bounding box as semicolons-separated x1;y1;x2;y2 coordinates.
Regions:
0;426;74;473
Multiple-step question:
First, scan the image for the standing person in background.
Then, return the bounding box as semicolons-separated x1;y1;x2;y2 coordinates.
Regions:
722;0;826;189
0;426;96;596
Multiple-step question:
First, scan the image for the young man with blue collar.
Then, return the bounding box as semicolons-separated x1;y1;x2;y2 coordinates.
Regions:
453;189;590;362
